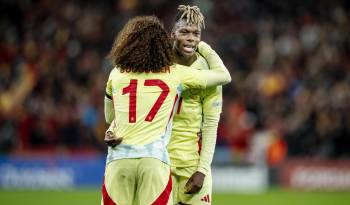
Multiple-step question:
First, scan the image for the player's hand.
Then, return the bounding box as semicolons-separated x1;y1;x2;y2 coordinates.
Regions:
184;171;205;194
104;131;123;148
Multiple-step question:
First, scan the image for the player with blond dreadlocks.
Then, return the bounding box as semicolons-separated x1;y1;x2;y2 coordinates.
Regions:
168;5;226;205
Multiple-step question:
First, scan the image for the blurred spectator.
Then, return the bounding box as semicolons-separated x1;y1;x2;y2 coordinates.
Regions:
0;0;349;165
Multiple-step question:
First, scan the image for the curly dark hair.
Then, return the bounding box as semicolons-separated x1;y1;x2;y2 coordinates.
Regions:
108;16;174;73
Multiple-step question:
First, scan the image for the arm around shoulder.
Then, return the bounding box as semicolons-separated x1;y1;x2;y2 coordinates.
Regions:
198;41;232;86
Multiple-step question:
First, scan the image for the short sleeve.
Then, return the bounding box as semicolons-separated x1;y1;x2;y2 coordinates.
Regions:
105;69;114;100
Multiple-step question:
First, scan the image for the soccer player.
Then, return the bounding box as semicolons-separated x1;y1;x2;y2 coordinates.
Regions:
168;5;223;204
102;16;231;205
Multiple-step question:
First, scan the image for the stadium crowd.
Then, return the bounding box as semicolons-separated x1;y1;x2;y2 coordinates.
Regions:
0;0;349;164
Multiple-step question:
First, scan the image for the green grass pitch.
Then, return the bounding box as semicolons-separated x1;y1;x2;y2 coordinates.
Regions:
0;188;349;205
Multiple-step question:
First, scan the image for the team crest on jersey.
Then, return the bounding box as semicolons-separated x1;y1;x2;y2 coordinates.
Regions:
212;101;222;108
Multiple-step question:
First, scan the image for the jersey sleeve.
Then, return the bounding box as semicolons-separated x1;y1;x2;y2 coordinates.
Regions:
105;70;113;100
202;86;223;114
176;42;231;90
104;69;115;123
197;86;222;175
106;119;116;133
197;41;231;87
104;97;114;124
175;64;208;90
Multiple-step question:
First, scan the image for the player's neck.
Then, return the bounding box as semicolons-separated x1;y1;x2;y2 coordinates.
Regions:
174;50;197;66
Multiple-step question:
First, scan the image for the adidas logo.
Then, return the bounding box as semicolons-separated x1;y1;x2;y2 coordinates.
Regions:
200;194;210;203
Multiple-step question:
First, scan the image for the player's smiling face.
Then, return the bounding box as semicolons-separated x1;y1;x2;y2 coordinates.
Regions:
172;20;201;58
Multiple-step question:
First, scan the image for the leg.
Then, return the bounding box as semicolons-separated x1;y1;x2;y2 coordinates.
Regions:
102;159;138;205
136;158;173;205
171;167;180;205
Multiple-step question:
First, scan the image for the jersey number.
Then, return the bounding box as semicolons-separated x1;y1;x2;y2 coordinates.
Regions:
122;79;169;123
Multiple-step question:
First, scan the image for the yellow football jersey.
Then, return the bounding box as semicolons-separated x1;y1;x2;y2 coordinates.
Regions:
105;64;207;164
104;41;230;166
168;53;222;168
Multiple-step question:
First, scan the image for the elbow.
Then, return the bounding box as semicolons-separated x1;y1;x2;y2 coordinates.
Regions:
223;71;232;85
227;72;232;83
104;97;114;124
104;108;114;124
105;115;113;124
104;109;114;124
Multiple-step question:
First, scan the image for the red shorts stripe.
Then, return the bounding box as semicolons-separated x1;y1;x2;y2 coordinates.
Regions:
152;172;172;205
102;177;117;205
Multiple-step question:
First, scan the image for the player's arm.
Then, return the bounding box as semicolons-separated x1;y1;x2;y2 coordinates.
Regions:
185;86;222;194
197;41;231;87
179;42;231;90
105;97;114;124
104;70;115;124
197;86;222;175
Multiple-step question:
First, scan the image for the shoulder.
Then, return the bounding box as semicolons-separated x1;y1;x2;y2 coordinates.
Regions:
171;64;188;70
108;67;117;76
109;67;123;78
193;52;209;70
170;64;190;76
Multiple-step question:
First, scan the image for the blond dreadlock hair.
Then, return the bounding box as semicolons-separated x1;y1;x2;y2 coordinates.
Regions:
175;5;205;29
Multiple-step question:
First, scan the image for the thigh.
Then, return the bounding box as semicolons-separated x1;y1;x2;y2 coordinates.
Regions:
171;168;180;205
177;168;212;205
136;158;172;205
102;159;137;205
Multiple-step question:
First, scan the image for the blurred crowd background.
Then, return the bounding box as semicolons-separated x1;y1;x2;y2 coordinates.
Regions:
1;0;349;167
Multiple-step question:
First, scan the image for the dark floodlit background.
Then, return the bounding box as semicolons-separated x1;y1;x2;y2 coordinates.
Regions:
0;0;349;204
